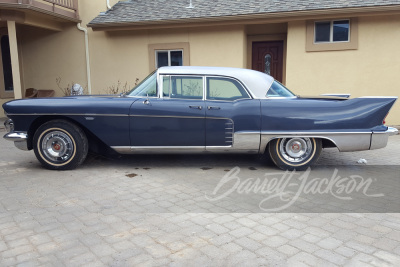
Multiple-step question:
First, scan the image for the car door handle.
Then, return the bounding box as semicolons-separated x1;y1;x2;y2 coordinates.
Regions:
189;105;202;110
208;106;221;110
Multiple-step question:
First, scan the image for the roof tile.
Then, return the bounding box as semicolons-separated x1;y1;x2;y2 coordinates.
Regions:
89;0;400;26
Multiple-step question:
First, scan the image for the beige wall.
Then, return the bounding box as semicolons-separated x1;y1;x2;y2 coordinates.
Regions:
0;98;9;112
286;15;400;125
19;25;86;96
16;0;116;97
79;0;246;93
88;25;247;93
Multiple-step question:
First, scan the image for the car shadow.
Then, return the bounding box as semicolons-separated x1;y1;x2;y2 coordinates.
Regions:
83;152;272;170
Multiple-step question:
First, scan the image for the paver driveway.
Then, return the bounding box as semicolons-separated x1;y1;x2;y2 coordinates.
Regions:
0;128;399;266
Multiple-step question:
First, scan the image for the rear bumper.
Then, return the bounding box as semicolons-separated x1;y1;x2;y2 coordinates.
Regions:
370;127;398;150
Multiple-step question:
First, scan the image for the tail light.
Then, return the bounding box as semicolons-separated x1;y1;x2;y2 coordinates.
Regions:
383;114;388;125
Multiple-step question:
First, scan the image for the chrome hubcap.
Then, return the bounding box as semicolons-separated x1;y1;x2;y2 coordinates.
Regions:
41;131;74;163
280;138;313;163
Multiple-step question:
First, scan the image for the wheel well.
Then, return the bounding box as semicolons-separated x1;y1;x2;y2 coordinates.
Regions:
264;136;337;153
321;138;337;148
27;116;112;154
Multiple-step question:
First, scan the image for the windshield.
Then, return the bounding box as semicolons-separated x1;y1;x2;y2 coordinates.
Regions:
126;71;157;97
267;81;295;97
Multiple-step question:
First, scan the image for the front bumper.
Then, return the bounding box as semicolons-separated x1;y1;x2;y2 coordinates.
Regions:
370;127;398;150
3;119;29;151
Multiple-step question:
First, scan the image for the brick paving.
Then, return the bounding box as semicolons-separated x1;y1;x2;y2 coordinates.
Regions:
0;125;399;266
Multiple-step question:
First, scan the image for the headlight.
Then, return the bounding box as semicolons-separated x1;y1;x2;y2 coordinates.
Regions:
4;119;14;133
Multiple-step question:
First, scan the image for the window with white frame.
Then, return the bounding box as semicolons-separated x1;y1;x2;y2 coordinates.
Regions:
156;50;183;68
314;20;350;43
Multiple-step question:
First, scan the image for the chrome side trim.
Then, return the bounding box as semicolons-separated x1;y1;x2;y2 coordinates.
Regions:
111;129;397;155
4;132;29;151
130;114;204;119
370;127;398;150
5;113;129;117
130;114;235;121
321;93;351;98
260;131;372;153
265;96;297;100
225;120;234;145
111;146;205;154
111;132;260;154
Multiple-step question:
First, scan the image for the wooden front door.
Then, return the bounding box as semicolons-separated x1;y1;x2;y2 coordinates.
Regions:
252;41;284;82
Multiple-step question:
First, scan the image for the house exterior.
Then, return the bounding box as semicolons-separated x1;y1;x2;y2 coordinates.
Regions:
0;0;399;124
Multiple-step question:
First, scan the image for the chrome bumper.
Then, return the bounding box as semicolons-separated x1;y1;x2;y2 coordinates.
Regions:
370;127;398;150
3;132;29;151
3;118;29;151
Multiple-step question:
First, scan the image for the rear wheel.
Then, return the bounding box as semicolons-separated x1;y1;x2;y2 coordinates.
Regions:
268;137;321;171
33;120;88;170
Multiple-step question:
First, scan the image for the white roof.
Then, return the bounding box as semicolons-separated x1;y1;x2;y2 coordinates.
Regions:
157;66;274;99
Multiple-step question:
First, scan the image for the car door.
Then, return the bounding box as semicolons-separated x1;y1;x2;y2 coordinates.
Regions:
130;75;205;148
205;76;261;151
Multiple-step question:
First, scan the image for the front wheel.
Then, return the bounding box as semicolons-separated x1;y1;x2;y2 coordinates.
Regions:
268;137;322;171
33;120;88;170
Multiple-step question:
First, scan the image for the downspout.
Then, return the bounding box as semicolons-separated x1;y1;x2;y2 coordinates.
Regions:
106;0;111;10
76;23;92;94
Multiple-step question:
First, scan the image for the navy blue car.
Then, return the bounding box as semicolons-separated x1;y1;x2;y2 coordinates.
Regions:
3;66;398;170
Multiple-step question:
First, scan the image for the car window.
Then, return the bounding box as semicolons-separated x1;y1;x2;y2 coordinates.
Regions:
266;81;295;97
163;76;170;97
164;76;203;99
126;71;157;97
207;77;250;101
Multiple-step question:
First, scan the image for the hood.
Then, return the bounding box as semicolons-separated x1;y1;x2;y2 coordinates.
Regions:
2;95;140;116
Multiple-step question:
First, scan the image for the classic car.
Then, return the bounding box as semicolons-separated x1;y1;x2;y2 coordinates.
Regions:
3;66;398;170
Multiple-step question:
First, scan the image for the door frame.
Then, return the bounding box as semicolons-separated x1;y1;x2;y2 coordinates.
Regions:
247;34;287;85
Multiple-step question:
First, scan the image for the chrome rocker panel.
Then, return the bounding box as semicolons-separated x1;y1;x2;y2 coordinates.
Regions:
260;127;398;153
111;132;261;154
111;128;397;154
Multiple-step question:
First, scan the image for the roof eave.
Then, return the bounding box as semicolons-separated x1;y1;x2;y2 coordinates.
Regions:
0;3;81;23
88;5;400;31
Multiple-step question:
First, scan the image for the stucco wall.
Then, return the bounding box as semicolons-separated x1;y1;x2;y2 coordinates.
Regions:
87;25;246;94
16;0;116;97
19;25;87;97
0;98;9;113
79;0;246;94
286;15;400;125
